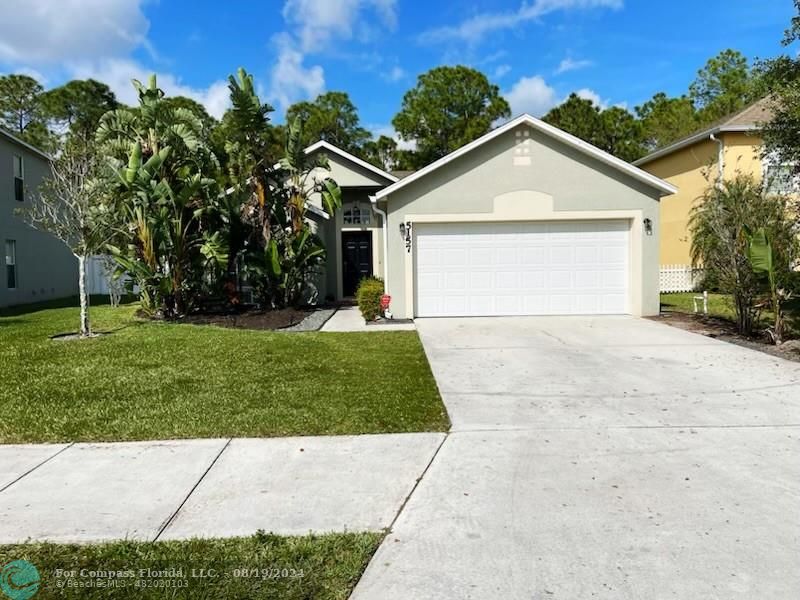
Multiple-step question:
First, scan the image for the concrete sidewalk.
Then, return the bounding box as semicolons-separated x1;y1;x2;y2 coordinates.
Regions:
0;433;444;544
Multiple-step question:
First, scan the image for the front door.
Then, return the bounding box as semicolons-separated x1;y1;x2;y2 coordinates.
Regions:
342;231;373;297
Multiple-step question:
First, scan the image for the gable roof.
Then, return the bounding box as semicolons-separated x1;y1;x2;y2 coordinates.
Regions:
374;114;676;200
633;97;773;167
304;140;398;184
0;127;51;161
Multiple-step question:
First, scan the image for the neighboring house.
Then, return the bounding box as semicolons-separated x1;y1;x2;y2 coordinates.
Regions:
0;129;78;308
307;114;675;318
633;98;775;290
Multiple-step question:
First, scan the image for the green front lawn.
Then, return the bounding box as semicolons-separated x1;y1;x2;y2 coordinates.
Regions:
661;292;800;334
0;532;381;599
0;301;448;443
660;292;737;320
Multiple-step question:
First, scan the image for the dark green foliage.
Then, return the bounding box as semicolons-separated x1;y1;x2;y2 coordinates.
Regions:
362;135;399;170
635;92;698;150
97;75;223;317
689;49;764;124
42;79;119;142
0;74;54;151
689;174;798;336
357;277;385;321
0;532;382;600
285;91;371;154
758;2;800;178
543;94;647;161
392;65;511;168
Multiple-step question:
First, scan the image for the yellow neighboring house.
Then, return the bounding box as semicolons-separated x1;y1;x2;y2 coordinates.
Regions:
634;98;781;290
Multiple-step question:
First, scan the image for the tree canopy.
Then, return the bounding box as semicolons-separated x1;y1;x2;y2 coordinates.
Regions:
392;65;511;168
543;94;646;162
285;91;371;154
759;0;800;174
689;49;762;124
42;79;118;141
635;92;698;150
0;74;53;151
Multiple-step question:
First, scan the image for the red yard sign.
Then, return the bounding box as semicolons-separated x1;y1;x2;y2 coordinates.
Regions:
380;294;392;310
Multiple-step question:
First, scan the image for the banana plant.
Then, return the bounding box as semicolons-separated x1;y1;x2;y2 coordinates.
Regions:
746;227;792;344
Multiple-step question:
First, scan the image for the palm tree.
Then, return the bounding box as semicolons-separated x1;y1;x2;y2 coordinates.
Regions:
98;75;223;316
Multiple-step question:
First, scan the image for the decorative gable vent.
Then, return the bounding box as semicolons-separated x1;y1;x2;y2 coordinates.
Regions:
513;128;532;166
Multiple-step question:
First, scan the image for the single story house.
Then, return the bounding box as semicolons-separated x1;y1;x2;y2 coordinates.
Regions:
634;98;774;280
0;129;78;308
307;113;676;319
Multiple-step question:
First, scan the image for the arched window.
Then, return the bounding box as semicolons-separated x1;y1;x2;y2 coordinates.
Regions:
343;203;371;225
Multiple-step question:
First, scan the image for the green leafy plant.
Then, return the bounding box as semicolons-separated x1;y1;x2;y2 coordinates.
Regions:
98;76;223;317
746;227;794;344
690;174;797;336
356;277;385;321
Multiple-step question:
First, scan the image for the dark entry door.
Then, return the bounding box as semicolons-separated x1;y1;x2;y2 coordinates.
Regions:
342;231;373;297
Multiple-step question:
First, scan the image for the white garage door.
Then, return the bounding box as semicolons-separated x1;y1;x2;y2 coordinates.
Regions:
415;220;630;317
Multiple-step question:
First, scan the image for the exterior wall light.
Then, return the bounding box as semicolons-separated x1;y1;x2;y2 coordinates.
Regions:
643;218;653;236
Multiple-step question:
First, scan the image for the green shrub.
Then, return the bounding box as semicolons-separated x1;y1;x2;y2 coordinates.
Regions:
357;277;385;321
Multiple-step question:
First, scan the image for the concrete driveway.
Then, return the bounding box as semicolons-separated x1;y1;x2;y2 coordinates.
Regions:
352;317;800;600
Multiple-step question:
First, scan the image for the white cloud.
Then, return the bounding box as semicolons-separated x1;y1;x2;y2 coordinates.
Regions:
268;35;326;112
370;124;416;151
282;0;397;52
69;59;231;118
494;64;512;79
555;57;593;74
1;67;49;86
383;65;405;82
270;0;397;111
575;87;603;107
419;0;623;44
574;87;618;110
0;0;149;63
504;75;559;116
504;75;613;117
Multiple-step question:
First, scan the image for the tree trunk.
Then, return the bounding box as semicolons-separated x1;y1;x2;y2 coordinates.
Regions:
77;254;90;337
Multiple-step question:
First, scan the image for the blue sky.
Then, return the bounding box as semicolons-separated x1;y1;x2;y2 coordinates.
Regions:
0;0;794;141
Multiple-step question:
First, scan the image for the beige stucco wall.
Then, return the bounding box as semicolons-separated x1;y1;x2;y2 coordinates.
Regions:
641;131;764;266
0;135;78;307
380;123;663;319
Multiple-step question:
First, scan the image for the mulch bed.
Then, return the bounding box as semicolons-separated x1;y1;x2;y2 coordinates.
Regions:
650;311;800;363
180;307;312;331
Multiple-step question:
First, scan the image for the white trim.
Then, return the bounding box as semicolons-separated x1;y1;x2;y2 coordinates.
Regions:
304;140;399;183
633;125;759;166
374;114;676;199
369;196;389;288
0;128;51;161
305;203;330;220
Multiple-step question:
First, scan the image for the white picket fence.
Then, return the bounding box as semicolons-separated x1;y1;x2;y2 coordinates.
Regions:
660;264;703;293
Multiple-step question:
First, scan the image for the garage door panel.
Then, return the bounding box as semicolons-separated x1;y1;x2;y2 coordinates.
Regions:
415;220;630;317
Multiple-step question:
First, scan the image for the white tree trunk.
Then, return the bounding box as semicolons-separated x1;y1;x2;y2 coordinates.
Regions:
77;254;90;337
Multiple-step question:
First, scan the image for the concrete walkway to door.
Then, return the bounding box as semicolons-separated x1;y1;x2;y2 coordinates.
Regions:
320;306;415;331
352;316;800;600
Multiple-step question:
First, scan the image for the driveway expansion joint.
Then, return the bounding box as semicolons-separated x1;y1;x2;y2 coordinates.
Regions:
0;442;75;494
153;437;232;542
385;432;449;535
